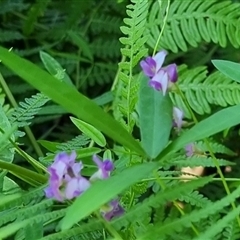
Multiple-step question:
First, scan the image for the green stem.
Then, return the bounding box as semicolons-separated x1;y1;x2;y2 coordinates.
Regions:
152;0;170;56
141;176;240;182
0;72;44;157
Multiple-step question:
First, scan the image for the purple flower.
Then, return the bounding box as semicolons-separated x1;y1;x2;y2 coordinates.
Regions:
185;143;205;157
185;143;194;157
100;199;124;221
44;151;90;201
140;50;167;77
90;155;114;181
173;107;183;130
140;50;178;95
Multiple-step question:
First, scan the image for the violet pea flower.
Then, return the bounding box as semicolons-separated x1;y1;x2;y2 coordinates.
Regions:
44;151;90;201
100;199;125;221
140;50;178;95
90;155;114;181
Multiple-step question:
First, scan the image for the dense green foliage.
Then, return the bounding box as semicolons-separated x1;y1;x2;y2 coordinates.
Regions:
1;0;240;239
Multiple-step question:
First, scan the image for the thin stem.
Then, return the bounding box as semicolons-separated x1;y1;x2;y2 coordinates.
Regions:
141;176;240;182
0;72;44;157
152;0;170;56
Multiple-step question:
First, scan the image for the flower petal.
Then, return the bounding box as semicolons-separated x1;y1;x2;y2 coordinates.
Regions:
165;63;178;82
92;154;103;168
65;177;90;199
103;160;114;171
101;200;124;221
140;57;156;77
153;50;168;72
173;107;183;130
185;143;194;157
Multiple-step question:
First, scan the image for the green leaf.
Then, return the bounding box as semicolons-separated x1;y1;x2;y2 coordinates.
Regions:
0;47;145;156
0;160;47;185
40;51;74;86
157;104;240;160
37;140;60;152
212;60;240;83
138;74;172;158
70;117;106;147
60;162;158;230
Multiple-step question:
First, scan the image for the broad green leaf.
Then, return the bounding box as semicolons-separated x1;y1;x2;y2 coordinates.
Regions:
70;116;106;147
103;149;112;160
212;60;240;83
0;160;47;185
157;104;240;160
60;162;158;230
0;47;145;156
138;74;172;158
40;51;74;86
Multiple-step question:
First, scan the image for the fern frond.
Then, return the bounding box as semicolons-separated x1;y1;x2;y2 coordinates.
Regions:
173;155;234;168
56;135;90;151
178;191;212;208
139;185;240;239
86;64;117;86
0;186;45;211
196;140;236;156
91;14;122;35
170;65;240;118
90;39;121;59
10;93;49;128
0;31;24;42
39;221;103;240
221;220;240;240
193;206;240;240
112;176;212;230
115;0;149;132
148;0;240;52
0;199;53;227
0;209;66;239
0;0;29;14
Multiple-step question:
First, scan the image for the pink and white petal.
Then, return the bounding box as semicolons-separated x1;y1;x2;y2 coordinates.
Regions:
153;50;168;72
173;107;183;129
71;162;83;177
159;72;169;96
90;169;103;181
92;155;103;168
65;178;79;199
77;177;91;192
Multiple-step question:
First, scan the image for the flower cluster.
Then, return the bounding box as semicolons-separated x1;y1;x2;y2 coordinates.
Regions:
44;152;124;221
140;50;178;95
